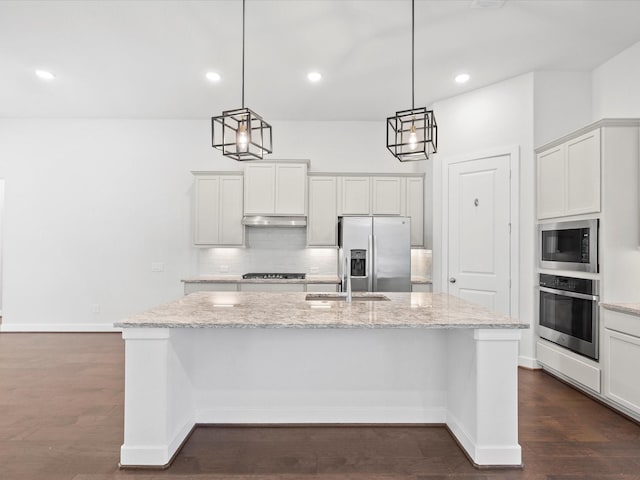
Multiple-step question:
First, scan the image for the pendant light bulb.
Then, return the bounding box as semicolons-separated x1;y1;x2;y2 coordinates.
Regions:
408;124;417;151
237;122;248;151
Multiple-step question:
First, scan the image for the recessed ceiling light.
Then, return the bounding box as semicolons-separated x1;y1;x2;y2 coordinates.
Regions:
206;71;221;82
455;73;470;84
35;69;55;80
307;71;322;83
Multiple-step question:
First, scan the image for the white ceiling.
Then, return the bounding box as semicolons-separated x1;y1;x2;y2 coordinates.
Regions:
2;0;640;120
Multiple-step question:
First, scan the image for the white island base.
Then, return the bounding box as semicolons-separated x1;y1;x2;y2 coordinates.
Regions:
120;326;523;468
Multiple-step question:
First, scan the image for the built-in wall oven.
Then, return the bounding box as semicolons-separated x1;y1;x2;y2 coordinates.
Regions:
539;273;599;360
539;219;598;273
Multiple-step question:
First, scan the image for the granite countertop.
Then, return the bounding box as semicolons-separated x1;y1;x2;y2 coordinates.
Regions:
182;275;431;285
181;275;341;284
600;302;640;317
115;292;529;330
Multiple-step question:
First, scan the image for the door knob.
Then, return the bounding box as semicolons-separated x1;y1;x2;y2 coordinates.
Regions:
449;277;457;283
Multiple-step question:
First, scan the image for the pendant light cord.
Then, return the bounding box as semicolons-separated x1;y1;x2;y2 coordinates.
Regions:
411;0;415;110
242;0;245;108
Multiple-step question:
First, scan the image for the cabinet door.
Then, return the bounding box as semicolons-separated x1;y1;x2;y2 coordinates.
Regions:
239;283;305;292
275;163;307;215
566;129;601;216
219;175;244;245
537;145;566;219
340;177;370;215
406;177;424;247
244;163;275;214
184;283;238;295
194;176;220;245
308;176;337;246
604;328;640;415
372;177;402;215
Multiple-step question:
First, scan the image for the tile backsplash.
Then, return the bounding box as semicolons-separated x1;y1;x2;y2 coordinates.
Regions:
198;227;432;278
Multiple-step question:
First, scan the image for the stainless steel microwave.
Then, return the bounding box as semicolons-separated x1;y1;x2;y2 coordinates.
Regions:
538;219;598;273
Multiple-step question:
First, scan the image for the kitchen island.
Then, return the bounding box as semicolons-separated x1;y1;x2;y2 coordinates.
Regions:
115;292;528;469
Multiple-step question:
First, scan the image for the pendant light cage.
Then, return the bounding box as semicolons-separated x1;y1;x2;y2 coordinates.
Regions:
211;0;272;161
212;107;273;161
387;107;437;162
387;0;438;162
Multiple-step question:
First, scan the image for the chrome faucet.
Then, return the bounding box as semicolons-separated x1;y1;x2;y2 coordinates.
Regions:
344;250;352;303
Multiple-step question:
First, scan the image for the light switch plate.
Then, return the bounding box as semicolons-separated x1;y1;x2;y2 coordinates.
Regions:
151;262;164;272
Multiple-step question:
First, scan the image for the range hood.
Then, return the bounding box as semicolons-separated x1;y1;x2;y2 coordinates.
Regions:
242;215;307;227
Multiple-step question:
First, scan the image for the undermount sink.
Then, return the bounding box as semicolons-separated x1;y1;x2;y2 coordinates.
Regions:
305;293;390;302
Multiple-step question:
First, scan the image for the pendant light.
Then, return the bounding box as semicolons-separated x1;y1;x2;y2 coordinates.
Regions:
387;0;437;162
212;0;272;161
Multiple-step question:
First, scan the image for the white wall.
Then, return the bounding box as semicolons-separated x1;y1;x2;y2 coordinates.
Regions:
0;179;4;313
431;73;537;367
534;71;592;148
593;40;640;120
0;119;424;331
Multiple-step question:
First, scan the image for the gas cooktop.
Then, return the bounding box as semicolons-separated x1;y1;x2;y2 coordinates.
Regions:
242;272;306;280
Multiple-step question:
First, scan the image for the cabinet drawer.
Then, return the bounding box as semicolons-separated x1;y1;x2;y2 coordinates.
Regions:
537;340;601;393
603;309;640;338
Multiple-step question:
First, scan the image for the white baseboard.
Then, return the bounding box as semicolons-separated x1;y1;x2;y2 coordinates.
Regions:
518;355;541;369
0;323;120;333
196;406;447;425
446;411;522;466
120;419;194;467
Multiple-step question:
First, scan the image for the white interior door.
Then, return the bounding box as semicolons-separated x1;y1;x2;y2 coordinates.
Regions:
447;155;511;314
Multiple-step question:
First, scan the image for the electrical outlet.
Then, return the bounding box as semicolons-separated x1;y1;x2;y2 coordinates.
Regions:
92;304;100;314
310;266;319;274
151;262;164;272
219;265;229;273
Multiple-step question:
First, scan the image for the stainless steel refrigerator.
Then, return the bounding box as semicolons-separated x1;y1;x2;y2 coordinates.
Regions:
338;216;411;292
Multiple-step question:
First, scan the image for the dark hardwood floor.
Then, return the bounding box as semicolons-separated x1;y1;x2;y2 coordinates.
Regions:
1;332;639;480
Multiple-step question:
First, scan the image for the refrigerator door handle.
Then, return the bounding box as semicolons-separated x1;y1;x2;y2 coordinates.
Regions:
368;235;374;292
372;235;377;292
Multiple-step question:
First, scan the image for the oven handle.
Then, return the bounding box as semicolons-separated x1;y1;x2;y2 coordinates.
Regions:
539;286;599;301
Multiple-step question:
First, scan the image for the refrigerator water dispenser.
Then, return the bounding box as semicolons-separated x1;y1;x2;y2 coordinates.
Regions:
350;249;367;277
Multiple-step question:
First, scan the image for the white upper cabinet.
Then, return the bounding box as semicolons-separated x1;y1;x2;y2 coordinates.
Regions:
193;173;243;246
307;176;337;246
339;176;371;215
219;176;244;244
372;177;402;215
537;145;566;220
405;177;424;247
244;162;307;215
275;163;307;215
244;163;276;215
537;129;601;220
566;130;601;216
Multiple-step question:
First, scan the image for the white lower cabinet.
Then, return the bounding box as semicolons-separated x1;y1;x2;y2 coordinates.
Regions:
184;283;238;295
603;309;640;416
411;283;432;293
305;284;338;293
239;283;306;292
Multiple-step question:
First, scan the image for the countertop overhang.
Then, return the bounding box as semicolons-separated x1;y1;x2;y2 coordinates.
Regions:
115;292;528;330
